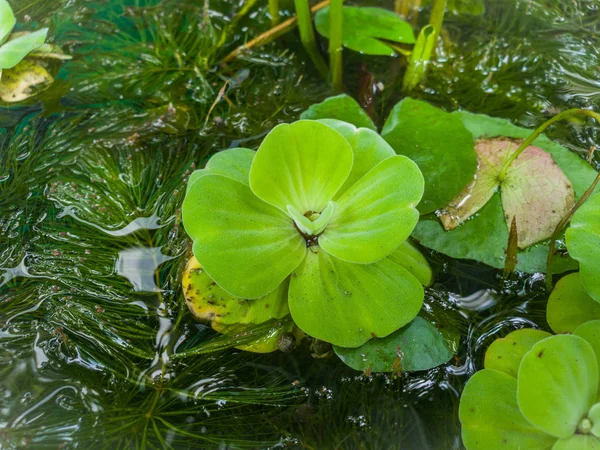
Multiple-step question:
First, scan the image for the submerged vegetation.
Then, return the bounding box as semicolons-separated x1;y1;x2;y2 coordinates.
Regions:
1;0;600;448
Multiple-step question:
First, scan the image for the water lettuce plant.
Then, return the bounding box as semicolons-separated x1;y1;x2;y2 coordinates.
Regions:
460;324;600;449
182;119;428;349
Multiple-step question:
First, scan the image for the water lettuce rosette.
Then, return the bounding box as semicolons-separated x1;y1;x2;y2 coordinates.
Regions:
182;119;426;348
460;324;600;449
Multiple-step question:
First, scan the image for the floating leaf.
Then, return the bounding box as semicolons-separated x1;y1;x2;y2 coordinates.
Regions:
381;98;477;214
333;316;452;373
567;192;600;303
547;273;600;334
574;320;600;398
249;120;353;214
414;110;597;273
517;335;598;438
387;240;433;287
484;329;552;378
0;28;48;69
439;137;574;248
314;6;415;57
183;174;306;299
459;369;557;450
552;435;600;450
288;247;423;348
187;147;255;191
300;94;376;130
0;0;15;45
28;43;73;60
587;403;600;437
0;59;53;102
320;155;423;264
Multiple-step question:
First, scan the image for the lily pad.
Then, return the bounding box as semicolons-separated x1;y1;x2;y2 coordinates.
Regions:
0;59;53;102
459;369;557;450
566;192;600;303
314;6;415;57
288;247;423;348
413;111;598;273
381;98;477;214
439;138;574;248
300;95;376;130
517;335;598;438
484;328;552;378
333;316;452;373
547;273;600;334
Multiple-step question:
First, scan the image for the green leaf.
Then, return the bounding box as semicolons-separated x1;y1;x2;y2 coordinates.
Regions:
574;320;600;399
320;155;423;264
381;98;477;214
439;138;574;248
0;59;53;102
484;329;552;378
459;369;557;450
249;120;353;215
0;0;15;45
588;403;600;437
414;110;597;273
0;28;48;70
300;94;376;130
288;247;423;347
567;192;600;303
386;240;433;287
552;435;600;450
182;174;306;299
182;256;290;325
517;334;598;438
334;316;452;373
316;119;395;196
547;273;600;334
314;6;415;57
186;148;255;192
422;0;486;16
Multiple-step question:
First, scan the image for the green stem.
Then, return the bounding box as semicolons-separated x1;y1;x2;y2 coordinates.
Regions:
546;170;600;290
328;0;343;92
269;0;280;26
498;109;600;182
294;0;329;79
429;0;446;57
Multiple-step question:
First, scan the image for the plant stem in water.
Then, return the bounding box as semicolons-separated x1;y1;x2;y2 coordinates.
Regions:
269;0;280;26
294;0;329;79
429;0;446;57
328;0;344;91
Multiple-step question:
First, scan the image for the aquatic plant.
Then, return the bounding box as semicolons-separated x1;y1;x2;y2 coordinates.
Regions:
182;119;427;349
460;324;600;449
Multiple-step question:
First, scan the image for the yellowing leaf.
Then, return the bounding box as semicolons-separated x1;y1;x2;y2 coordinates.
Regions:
0;59;53;102
439;138;574;248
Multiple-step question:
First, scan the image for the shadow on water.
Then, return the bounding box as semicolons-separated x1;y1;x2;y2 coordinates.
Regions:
1;0;600;448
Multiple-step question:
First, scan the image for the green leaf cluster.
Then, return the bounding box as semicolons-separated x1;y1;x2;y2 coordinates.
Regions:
461;326;600;449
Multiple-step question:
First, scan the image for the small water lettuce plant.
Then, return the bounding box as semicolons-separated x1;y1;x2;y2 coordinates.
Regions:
182;119;427;349
460;324;600;449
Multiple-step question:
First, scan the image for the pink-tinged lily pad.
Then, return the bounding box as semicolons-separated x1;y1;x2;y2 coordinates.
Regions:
439;138;574;248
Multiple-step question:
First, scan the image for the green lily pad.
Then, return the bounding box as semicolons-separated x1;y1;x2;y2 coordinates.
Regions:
381;98;477;214
187;147;255;192
547;273;600;334
567;192;600;303
181;256;289;325
552;435;600;450
413;110;597;273
459;369;557;450
333;316;452;373
439;138;574;248
183;174;306;299
387;240;433;287
314;6;415;57
300;94;376;130
0;59;53;102
288;247;423;348
249;120;353;215
484;328;552;378
0;28;47;70
316;119;395;196
320;155;423;264
0;0;15;45
517;335;598;438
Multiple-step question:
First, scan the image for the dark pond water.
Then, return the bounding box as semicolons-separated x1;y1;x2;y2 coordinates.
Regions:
1;0;600;448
